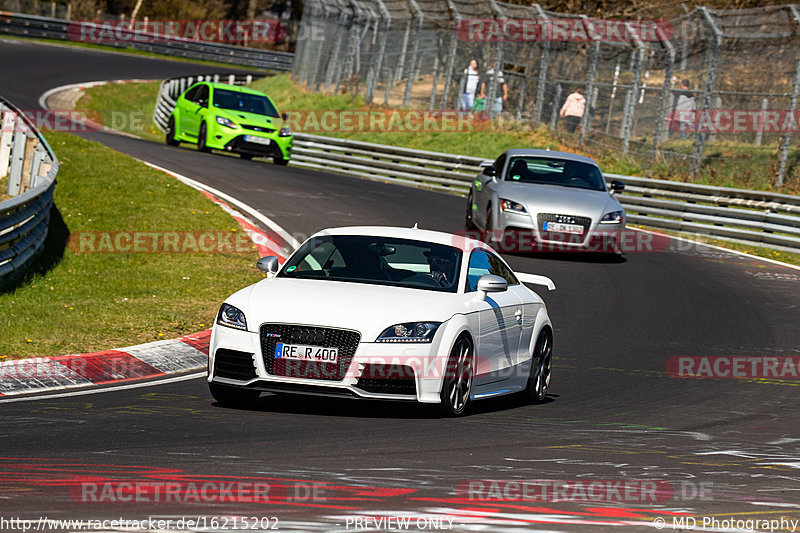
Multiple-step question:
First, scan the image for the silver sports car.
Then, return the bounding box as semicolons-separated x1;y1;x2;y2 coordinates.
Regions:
465;149;626;253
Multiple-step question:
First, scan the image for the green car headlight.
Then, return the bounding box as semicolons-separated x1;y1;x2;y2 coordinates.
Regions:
216;115;239;129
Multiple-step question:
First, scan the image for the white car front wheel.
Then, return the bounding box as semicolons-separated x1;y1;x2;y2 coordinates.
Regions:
440;335;474;416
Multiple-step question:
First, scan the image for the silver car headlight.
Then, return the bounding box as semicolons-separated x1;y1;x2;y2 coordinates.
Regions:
600;210;624;224
377;322;441;343
216;115;239;129
500;198;527;214
216;303;247;330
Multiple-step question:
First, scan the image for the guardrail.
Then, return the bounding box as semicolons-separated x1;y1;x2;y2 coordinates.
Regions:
153;74;800;255
0;96;58;287
0;12;293;71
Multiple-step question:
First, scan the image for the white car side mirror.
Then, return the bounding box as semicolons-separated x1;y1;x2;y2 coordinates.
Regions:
257;256;280;277
475;274;508;301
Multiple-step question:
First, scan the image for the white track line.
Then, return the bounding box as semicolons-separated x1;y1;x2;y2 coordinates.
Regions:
631;226;800;271
0;372;205;403
140;161;301;250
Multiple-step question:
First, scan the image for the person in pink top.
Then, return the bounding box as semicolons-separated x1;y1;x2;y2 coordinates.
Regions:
559;87;585;133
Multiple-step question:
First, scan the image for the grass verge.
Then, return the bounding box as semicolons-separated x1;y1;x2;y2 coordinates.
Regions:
78;81;164;143
0;131;262;360
0;174;9;201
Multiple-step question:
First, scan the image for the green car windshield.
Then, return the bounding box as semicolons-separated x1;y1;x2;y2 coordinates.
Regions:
212;89;279;117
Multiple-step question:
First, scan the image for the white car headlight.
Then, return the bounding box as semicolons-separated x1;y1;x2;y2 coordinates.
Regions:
500;198;527;214
217;303;247;330
216;115;239;129
377;322;441;343
600;210;624;224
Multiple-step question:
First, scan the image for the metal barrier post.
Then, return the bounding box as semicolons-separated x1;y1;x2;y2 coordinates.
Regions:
754;97;768;147
0;110;13;178
692;7;723;176
549;83;561;131
653;27;676;154
402;1;423;107
7;118;26;196
580;30;599;143
777;5;800;187
532;4;550;126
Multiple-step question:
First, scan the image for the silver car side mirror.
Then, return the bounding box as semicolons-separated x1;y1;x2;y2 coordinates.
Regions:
475;274;508;300
257;256;280;276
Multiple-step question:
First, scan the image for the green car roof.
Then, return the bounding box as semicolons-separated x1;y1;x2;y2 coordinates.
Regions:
204;82;268;97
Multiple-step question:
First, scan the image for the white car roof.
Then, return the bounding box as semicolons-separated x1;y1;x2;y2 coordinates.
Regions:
309;226;486;252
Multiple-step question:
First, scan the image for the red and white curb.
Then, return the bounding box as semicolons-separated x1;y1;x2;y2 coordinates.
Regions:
0;330;210;396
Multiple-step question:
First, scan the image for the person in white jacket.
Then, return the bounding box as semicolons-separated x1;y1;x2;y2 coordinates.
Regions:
460;60;481;112
673;79;696;139
559;87;585;133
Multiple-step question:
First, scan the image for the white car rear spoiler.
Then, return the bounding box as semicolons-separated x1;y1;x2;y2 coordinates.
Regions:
516;273;556;291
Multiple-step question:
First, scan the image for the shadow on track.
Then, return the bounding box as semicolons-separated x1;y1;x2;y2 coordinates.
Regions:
210;392;557;419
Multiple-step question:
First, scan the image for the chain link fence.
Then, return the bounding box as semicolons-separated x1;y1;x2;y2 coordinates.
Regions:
291;1;800;187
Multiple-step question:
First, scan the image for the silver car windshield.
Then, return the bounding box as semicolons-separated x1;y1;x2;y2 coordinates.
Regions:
506;157;606;192
278;235;463;293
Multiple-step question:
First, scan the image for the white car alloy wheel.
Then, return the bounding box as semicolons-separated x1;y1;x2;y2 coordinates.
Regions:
528;328;553;402
441;335;474;416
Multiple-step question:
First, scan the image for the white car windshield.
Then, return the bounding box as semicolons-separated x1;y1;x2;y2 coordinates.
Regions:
278;235;463;293
506;156;606;191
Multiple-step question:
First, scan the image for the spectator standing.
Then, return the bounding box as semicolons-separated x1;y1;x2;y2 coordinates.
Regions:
460;60;480;112
673;79;696;139
481;62;508;117
559;87;585;133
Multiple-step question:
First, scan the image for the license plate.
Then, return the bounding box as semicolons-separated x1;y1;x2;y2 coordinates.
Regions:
275;343;338;364
543;222;584;234
244;135;271;145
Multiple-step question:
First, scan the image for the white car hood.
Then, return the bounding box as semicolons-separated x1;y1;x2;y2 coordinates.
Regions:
227;278;468;340
498;182;622;219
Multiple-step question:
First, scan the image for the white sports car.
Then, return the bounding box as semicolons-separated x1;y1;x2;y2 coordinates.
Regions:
208;226;555;416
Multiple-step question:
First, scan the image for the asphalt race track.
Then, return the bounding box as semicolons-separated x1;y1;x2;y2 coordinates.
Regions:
1;39;800;532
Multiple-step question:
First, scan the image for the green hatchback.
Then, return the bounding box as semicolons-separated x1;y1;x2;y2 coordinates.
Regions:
165;82;292;165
